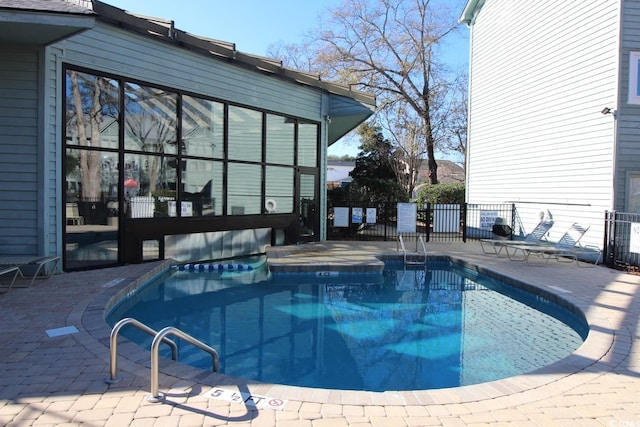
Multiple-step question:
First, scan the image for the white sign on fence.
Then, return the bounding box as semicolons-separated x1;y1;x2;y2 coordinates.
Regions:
397;203;417;233
352;207;363;224
479;210;499;230
333;207;349;227
366;207;377;224
630;222;640;254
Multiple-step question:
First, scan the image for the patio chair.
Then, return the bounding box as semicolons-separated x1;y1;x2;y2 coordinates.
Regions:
480;220;554;256
506;223;601;267
66;202;84;225
0;255;60;286
0;266;20;293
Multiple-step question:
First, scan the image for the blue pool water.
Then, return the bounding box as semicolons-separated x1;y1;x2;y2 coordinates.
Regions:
106;260;588;392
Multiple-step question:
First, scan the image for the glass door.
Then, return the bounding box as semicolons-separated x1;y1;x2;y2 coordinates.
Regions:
297;170;318;242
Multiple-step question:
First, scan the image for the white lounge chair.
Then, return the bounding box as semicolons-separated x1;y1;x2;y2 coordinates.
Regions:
0;266;20;293
480;220;554;256
506;223;600;267
0;256;60;286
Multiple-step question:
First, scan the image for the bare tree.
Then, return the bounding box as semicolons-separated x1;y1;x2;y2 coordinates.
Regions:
281;0;464;186
123;85;177;193
438;73;468;169
69;71;108;199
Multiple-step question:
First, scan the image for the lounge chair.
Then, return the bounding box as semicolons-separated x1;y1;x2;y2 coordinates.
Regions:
506;223;600;267
0;266;20;293
480;220;554;256
66;202;84;225
0;255;60;286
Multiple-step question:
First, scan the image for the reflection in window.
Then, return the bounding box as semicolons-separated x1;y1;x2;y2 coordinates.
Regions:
298;123;318;167
266;114;294;165
182;159;223;216
124;83;178;155
265;166;294;214
228;163;262;215
228;106;262;162
65;70;120;150
124;153;177;218
182;96;223;158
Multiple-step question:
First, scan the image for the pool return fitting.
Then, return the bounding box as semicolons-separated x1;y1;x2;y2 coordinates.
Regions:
106;317;220;402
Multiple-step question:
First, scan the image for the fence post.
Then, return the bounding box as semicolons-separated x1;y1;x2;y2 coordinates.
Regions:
426;203;431;242
462;203;467;242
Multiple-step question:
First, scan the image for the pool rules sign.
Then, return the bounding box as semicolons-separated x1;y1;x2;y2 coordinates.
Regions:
630;223;640;254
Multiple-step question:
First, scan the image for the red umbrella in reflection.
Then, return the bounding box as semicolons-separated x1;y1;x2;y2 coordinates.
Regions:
124;178;139;188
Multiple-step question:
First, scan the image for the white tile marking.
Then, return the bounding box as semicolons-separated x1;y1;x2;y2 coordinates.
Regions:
547;285;572;294
102;278;126;288
205;387;287;410
46;326;79;337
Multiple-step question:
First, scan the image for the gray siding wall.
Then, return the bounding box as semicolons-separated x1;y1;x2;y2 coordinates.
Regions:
56;24;323;121
617;0;640;211
466;0;620;247
0;47;41;256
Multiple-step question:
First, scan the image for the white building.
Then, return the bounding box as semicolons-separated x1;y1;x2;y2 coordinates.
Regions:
459;0;640;248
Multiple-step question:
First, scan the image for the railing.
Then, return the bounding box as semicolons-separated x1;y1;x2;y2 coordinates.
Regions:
106;318;178;384
149;326;219;402
604;210;640;271
398;235;427;265
106;317;220;403
327;202;514;242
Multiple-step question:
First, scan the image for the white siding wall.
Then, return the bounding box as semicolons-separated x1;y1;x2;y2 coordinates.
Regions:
0;47;40;255
467;0;620;247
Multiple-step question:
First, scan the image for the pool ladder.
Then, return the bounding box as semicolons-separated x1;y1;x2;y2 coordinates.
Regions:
398;235;427;266
106;317;220;402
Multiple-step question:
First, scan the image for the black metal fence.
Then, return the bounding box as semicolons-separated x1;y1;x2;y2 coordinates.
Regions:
327;203;640;271
327;202;514;243
604;210;640;271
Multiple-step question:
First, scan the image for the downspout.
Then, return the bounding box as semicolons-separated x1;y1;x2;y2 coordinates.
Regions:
612;0;622;212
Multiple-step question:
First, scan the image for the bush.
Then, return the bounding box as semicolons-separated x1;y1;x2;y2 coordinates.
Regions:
416;183;465;205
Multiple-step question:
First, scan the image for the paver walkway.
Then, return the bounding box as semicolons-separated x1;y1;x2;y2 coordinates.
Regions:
0;241;639;426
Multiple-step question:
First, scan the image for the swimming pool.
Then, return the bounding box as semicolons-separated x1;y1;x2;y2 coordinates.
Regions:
106;259;588;392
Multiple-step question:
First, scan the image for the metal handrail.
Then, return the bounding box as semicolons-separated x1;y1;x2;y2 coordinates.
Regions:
398;235;427;265
149;326;219;402
416;235;427;265
106;317;178;384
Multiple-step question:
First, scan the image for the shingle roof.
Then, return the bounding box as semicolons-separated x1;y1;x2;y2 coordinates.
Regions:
0;0;94;14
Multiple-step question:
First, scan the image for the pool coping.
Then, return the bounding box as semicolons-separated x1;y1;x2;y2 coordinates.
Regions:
83;249;617;407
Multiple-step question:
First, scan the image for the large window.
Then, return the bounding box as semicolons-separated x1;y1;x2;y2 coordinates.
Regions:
64;70;120;269
182;96;224;159
228;106;262;162
64;66;320;268
228;163;262;214
298;122;318;167
266;114;294;165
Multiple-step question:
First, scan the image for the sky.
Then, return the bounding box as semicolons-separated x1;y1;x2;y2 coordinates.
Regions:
105;0;469;159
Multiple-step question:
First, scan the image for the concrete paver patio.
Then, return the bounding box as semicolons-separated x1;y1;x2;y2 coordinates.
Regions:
1;241;639;426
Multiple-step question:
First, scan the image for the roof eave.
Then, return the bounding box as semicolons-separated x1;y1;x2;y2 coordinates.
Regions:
459;0;485;25
91;0;376;107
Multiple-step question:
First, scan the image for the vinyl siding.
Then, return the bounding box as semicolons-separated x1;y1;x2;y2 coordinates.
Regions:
467;0;620;246
616;0;640;211
57;24;323;121
0;47;40;255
